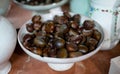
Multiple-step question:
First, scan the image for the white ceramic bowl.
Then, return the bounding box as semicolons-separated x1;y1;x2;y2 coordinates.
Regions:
13;0;68;11
18;12;104;71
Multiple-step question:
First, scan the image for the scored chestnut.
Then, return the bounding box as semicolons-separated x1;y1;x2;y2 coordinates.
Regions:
78;44;89;54
26;23;34;32
83;20;95;30
72;14;81;23
32;15;41;23
66;42;78;52
33;36;46;48
53;37;65;49
57;48;68;58
69;51;83;58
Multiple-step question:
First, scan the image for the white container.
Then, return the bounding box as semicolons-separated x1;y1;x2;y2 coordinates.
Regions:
0;16;17;74
0;0;10;16
90;0;120;50
109;56;120;74
70;0;90;16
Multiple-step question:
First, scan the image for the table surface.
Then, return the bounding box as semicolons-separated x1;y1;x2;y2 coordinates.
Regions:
7;2;120;74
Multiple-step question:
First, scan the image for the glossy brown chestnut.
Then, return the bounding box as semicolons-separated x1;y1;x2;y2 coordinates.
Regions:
33;36;46;48
69;51;83;58
83;20;95;30
32;15;41;23
26;23;34;32
66;42;78;52
78;44;89;54
57;48;68;58
53;37;65;49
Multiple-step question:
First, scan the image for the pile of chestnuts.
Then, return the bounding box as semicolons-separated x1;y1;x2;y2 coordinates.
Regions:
22;12;101;58
16;0;62;6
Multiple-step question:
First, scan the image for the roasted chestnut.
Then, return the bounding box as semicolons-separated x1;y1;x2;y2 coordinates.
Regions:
82;29;93;37
57;48;68;58
83;20;95;30
72;14;81;23
53;37;65;49
32;47;42;55
70;21;79;29
33;36;46;48
44;21;55;33
93;29;101;41
26;23;34;32
32;15;41;23
69;28;79;36
78;45;88;54
63;11;71;19
66;42;78;52
69;51;83;58
33;22;42;31
86;38;98;47
48;48;57;57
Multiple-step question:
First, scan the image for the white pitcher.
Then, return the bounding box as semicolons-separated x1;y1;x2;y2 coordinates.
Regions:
90;0;120;50
0;16;17;74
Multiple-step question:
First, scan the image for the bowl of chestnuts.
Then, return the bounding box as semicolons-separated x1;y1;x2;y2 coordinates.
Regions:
13;0;68;11
18;12;104;71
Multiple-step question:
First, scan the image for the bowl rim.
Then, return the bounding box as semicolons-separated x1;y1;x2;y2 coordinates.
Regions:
18;12;104;64
13;0;68;11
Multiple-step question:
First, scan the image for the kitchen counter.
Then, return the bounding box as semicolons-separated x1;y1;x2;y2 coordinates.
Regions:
7;2;120;74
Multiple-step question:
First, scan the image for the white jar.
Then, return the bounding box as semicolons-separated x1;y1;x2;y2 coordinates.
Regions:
0;16;17;74
90;0;120;50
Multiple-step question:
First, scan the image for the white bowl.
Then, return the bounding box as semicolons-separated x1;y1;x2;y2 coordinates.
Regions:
13;0;68;11
18;12;104;71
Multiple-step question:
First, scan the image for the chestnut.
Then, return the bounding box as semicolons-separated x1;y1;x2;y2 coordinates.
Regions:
79;34;86;44
42;46;51;57
35;31;46;37
55;23;69;34
83;20;95;30
66;42;78;52
86;38;98;47
69;28;79;36
57;48;68;58
44;21;55;33
70;21;79;29
53;37;65;49
72;14;81;23
33;22;42;31
68;35;83;44
33;36;46;48
54;15;68;24
32;15;41;23
23;34;34;43
26;23;34;32
78;45;88;54
93;29;101;41
32;47;42;55
63;11;71;19
48;48;57;58
69;51;83;58
82;29;93;37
